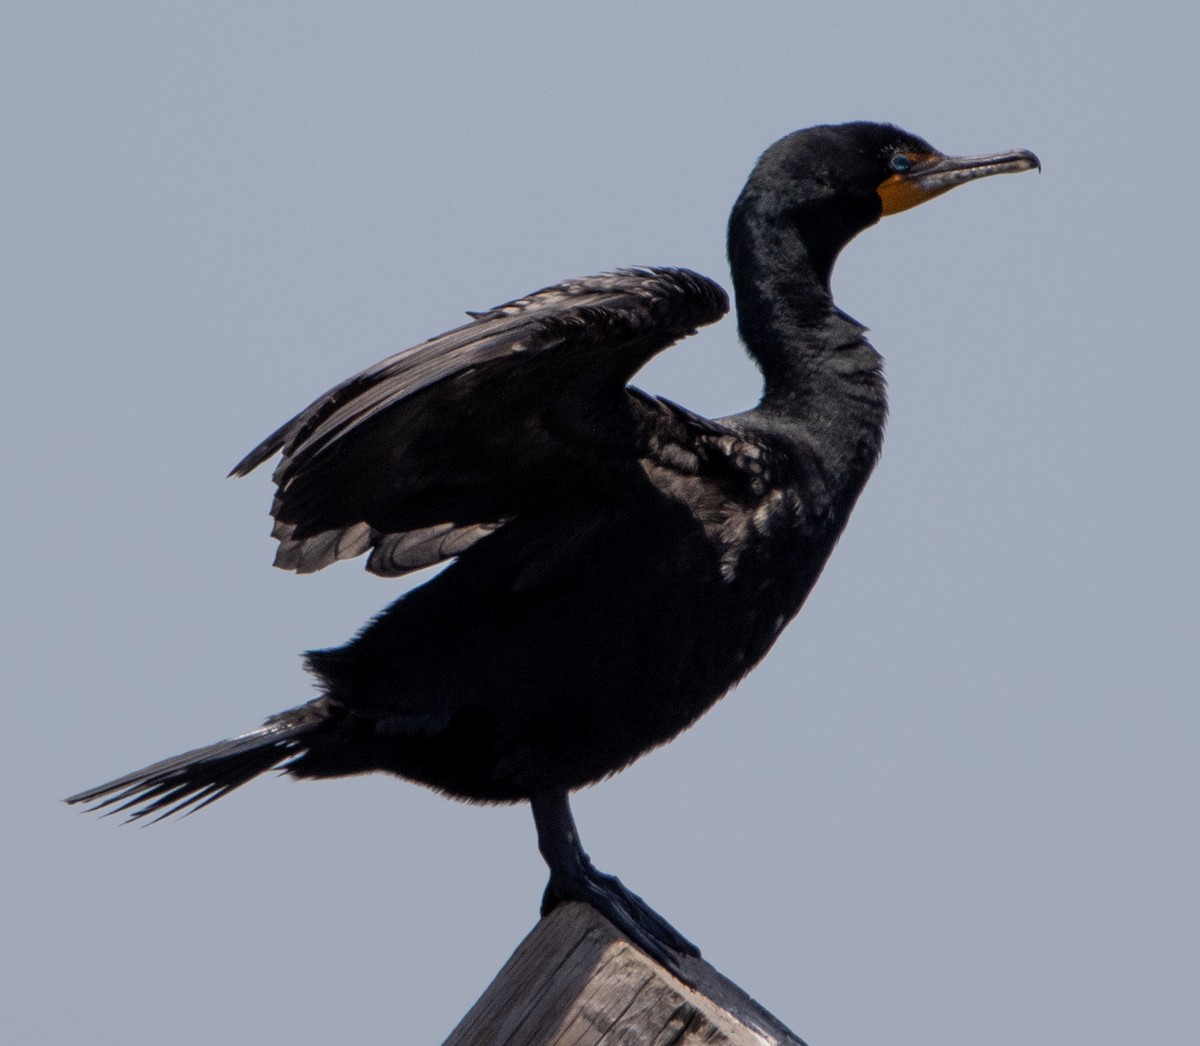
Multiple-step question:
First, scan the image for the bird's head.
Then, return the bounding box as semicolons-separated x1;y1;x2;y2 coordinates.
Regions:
730;121;1039;287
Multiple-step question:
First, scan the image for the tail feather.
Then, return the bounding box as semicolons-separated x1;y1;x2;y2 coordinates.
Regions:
65;705;328;822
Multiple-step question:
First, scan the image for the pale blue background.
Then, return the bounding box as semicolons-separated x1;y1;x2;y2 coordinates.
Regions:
4;3;1197;1044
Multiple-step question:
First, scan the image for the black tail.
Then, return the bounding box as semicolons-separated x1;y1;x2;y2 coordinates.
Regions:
64;701;332;822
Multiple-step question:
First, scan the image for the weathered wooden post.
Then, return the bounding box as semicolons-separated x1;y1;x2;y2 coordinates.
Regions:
445;903;807;1045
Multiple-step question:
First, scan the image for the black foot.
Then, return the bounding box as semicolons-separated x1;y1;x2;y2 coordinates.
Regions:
530;790;699;972
541;859;700;969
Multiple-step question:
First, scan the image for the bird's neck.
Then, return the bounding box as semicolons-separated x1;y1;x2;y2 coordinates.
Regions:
727;203;888;498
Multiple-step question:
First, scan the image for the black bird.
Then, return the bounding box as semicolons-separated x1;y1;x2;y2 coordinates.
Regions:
68;122;1038;967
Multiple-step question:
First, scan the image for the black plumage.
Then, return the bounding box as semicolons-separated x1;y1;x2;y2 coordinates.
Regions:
68;122;1038;966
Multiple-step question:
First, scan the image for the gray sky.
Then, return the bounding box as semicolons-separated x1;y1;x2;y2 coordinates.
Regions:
5;3;1197;1044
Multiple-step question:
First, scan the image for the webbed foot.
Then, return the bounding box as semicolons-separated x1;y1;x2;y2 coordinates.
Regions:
531;790;699;971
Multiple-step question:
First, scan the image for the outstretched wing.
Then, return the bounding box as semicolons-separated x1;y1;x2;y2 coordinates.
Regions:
231;267;730;576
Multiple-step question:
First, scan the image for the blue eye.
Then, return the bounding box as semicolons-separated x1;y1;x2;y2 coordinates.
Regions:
889;154;913;173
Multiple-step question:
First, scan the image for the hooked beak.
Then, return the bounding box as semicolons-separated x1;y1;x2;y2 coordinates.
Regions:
879;148;1040;216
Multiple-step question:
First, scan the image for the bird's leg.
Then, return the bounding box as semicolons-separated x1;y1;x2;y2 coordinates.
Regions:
530;789;699;969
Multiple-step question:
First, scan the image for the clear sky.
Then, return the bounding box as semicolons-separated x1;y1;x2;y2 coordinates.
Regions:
5;3;1197;1044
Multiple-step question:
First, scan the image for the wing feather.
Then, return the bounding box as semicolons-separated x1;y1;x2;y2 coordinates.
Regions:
232;267;729;575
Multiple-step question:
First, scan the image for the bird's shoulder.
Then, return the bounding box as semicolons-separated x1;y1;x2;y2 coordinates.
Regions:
631;389;776;497
630;391;857;582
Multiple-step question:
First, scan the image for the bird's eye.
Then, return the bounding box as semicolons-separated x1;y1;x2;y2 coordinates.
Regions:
888;154;913;173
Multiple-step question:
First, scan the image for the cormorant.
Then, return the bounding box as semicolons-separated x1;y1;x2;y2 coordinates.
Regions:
68;122;1038;968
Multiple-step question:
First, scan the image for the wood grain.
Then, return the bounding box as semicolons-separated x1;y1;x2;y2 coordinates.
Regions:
445;903;807;1045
